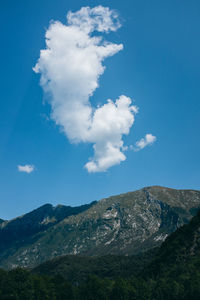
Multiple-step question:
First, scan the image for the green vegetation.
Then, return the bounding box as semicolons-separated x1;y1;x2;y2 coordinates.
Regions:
1;261;200;299
32;250;157;283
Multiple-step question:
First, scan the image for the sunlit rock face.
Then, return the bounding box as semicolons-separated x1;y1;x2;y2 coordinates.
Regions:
0;186;200;269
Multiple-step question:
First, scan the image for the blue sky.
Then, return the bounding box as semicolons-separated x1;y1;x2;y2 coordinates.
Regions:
0;0;199;219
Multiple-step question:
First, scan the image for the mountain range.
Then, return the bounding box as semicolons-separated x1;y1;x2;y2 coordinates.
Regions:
0;185;200;269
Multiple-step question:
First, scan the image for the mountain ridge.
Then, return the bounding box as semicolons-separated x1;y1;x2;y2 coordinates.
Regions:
0;186;200;269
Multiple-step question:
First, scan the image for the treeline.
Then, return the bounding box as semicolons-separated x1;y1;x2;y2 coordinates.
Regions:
1;261;200;300
32;250;157;283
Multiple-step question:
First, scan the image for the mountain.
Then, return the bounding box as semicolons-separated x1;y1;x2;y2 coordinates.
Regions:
1;208;200;299
33;208;200;298
0;186;200;269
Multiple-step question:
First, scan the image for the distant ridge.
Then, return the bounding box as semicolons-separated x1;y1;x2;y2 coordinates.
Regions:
0;201;97;260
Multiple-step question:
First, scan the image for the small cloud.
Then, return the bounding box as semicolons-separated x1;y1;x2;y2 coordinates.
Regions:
135;134;156;151
18;164;35;174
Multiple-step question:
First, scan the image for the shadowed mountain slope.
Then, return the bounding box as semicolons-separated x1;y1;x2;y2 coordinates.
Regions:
32;250;157;283
0;201;96;266
145;208;200;278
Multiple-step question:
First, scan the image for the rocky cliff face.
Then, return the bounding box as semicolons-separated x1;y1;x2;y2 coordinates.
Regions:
0;186;200;269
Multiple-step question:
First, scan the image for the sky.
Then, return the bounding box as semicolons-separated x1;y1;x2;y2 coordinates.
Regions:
0;0;199;219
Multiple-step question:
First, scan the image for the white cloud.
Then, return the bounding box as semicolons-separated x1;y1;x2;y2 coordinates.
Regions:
33;6;138;172
135;134;156;151
18;165;35;174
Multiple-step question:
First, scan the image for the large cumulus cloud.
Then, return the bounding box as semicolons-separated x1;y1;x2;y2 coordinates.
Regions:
34;6;138;172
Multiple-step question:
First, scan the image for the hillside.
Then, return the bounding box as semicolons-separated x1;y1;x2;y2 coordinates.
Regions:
32;250;157;283
34;208;200;298
146;208;200;278
0;186;200;269
1;209;200;299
